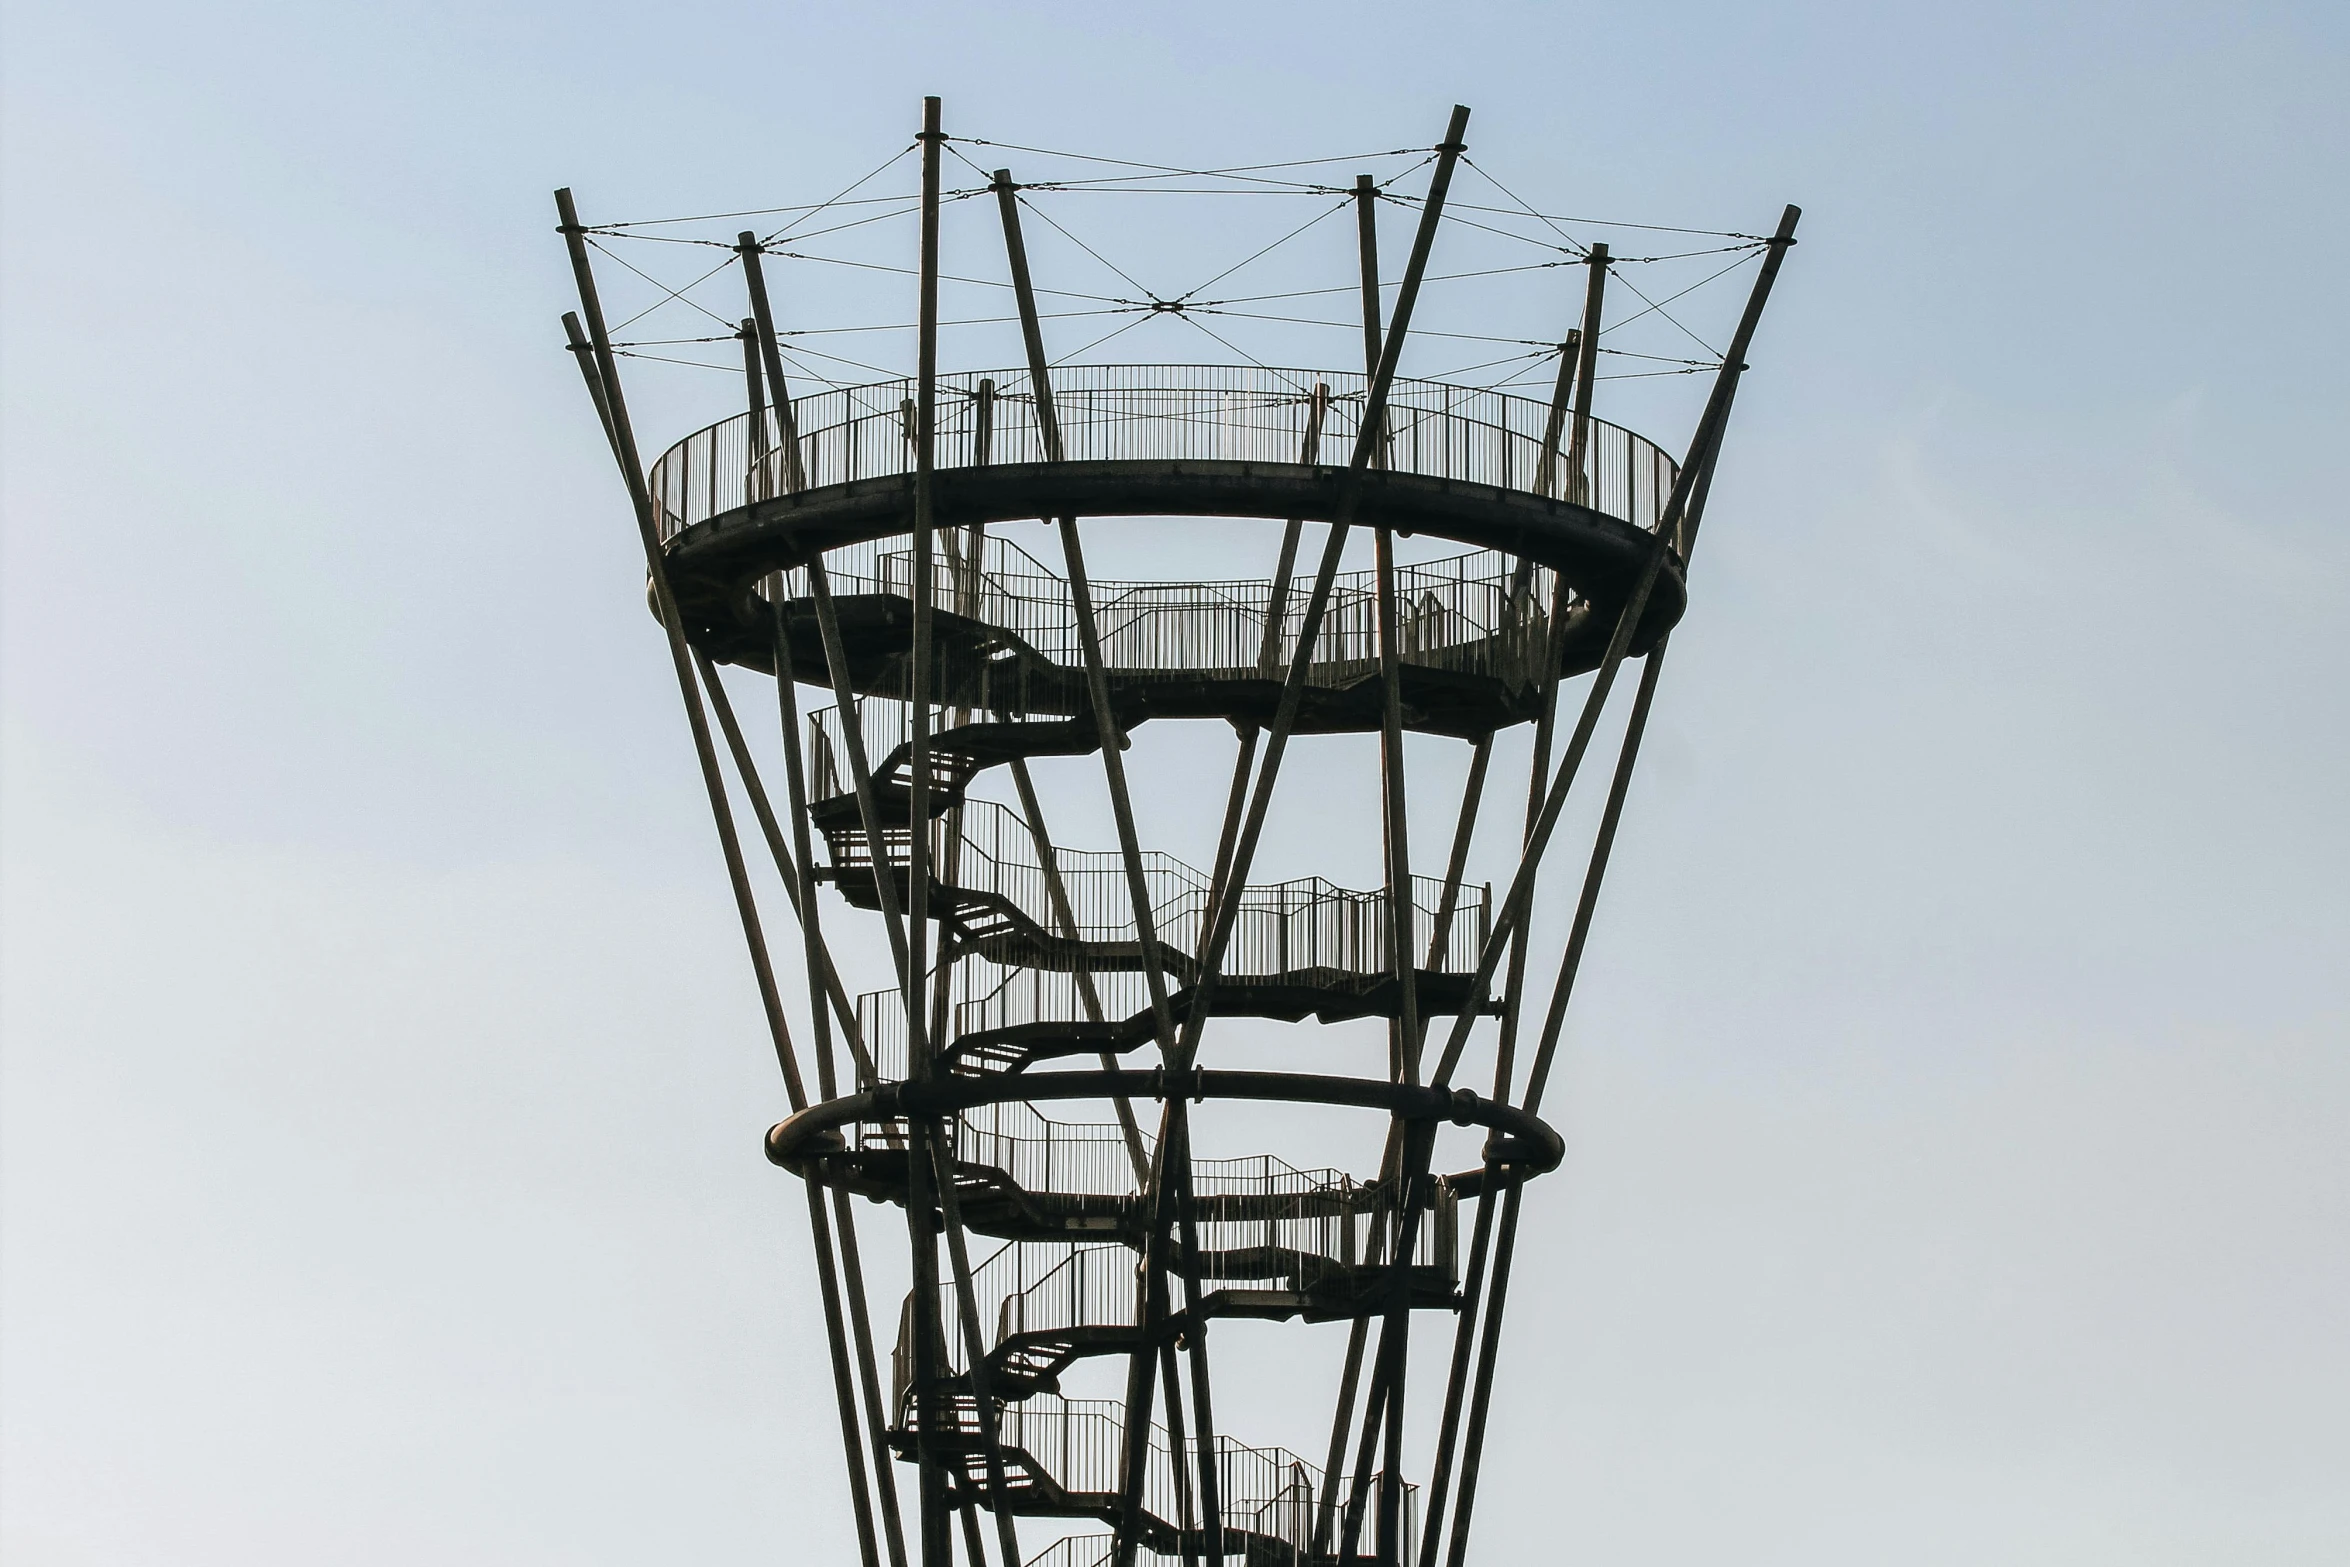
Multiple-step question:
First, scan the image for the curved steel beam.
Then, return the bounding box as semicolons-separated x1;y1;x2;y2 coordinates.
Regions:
667;458;1683;611
766;1068;1564;1178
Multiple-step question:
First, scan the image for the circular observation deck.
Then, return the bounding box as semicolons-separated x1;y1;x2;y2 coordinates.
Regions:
649;365;1689;729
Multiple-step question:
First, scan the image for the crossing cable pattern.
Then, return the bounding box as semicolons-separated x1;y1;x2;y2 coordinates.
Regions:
571;121;1762;400
556;99;1796;1567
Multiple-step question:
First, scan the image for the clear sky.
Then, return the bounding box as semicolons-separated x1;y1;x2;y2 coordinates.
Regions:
3;2;2345;1563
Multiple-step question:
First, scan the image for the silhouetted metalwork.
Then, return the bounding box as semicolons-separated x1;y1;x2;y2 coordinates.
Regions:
558;95;1796;1566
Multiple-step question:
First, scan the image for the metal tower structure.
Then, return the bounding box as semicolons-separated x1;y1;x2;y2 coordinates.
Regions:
556;97;1795;1567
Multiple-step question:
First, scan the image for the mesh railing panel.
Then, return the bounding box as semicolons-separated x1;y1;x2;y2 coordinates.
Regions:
852;862;1494;1085
647;364;1676;544
915;1176;1457;1376
793;533;1561;727
897;1388;1419;1565
831;796;1487;961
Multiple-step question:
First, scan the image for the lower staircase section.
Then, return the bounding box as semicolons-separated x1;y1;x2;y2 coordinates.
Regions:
863;956;1499;1083
893;1390;1419;1567
1021;1534;1400;1567
825;794;1498;1085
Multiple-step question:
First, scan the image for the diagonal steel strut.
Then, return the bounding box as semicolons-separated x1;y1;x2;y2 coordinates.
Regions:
555;199;882;1567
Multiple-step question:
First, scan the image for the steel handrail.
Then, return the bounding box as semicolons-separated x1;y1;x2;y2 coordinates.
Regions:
791;531;1558;698
646;363;1679;544
891;1386;1421;1564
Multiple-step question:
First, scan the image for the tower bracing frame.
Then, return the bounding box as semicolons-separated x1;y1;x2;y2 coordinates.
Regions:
557;98;1797;1567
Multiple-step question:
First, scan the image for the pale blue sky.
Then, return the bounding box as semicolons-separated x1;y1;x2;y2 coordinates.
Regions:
3;2;2346;1563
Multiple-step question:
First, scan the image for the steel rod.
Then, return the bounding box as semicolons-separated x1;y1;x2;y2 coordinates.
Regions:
907;93;945;1085
1533;329;1578;501
991;170;1181;1058
1053;515;1182;1048
1495;253;1607;1104
991;171;1063;462
662;312;897;1567
730;306;904;1567
1168;1116;1225;1565
1438;1179;1521;1567
1310;701;1487;1567
1367;219;1764;1560
1316;1030;1433;1551
738;243;921;1023
1414;1156;1499;1566
737;237;806;491
1364;156;1421;1088
1363;147;1424;1567
1136;120;1474;1566
798;1181;884;1567
957;1491;988;1567
802;573;922;1001
1335;1348;1387;1561
1515;380;1733;1131
1116;1169;1176;1565
759;605;866;1078
1350;732;1493;1566
926;1126;1023;1567
1005;756;1153;1185
901;96;953;1567
1430;643;1682;1567
690;629;885;1567
1523;642;1666;1119
698;650;872;1079
1201;119;1473;1563
733;245;883;1104
1374;524;1421;1082
555;201;875;1566
1426;736;1493;972
1440;207;1801;1567
765;610;911;1564
1200;383;1324;973
740;320;771;475
1424;419;1699;1094
1563;246;1610;508
1157;1339;1203;1567
693;649;897;1567
748;140;953;1567
1172;104;1472;1070
1430;203;1798;1094
831;1188;911;1567
993;164;1204;1561
1157;109;1470;1543
900;1113;951;1567
554;250;803;1115
1337;1116;1435;1567
1389;747;1498;1567
1311;1310;1370;1557
923;795;966;1093
1378;1146;1432;1567
1203;724;1263;964
1355;173;1384;378
1551;430;1735;1071
1422;370;1738;1101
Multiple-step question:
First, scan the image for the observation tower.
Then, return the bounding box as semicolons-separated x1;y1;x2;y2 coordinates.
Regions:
556;98;1796;1567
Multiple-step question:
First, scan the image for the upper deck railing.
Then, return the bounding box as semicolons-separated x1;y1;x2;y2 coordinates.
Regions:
645;364;1679;543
